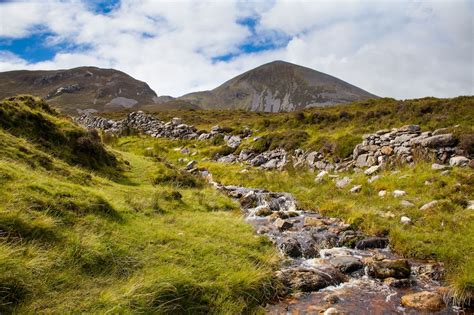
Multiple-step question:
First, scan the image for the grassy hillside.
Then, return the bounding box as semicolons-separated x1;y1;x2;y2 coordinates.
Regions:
0;96;279;313
102;96;473;303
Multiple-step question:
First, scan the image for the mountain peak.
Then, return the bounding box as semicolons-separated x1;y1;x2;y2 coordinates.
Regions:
180;61;378;112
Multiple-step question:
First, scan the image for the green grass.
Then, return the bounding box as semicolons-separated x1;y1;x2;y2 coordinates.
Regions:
0;98;280;313
114;126;473;303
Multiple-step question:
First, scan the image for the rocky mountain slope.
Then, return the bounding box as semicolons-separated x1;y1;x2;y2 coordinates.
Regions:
0;67;159;115
179;60;378;112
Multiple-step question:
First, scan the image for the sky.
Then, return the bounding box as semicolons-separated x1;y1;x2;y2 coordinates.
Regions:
0;0;473;99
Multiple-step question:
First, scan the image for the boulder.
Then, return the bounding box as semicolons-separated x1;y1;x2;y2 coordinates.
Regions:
420;200;439;210
393;190;406;197
400;291;445;311
367;259;411;279
380;146;394;155
255;206;272;217
278;237;302;258
364;165;381;176
420;134;456;148
355;237;389;249
315;170;328;183
274;218;293;231
400;216;412;224
349;185;362;193
335;176;352;188
303;217;327;227
277;267;345;292
449;156;469;167
329;256;363;273
432;163;449;170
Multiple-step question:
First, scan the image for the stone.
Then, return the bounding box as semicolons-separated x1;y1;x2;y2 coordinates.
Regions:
380;146;394;155
400;200;414;208
217;154;237;163
399;125;421;133
432;163;449;170
315;170;328;183
355;154;369;167
367;259;411;279
239;191;258;209
383;277;415;288
274;218;293;231
349;185;362;193
226;135;242;148
420;200;439;210
368;175;381;183
324;307;341;315
393;190;406;197
355;237;389;249
378;190;387;197
185;160;197;170
255;206;272;217
303;217;327;227
329;256;363;273
277;267;345;292
400;291;445;311
278;237;302;258
335;176;352;188
400;216;412;224
467;200;474;210
364;165;381;176
420;134;456;148
449;156;469;167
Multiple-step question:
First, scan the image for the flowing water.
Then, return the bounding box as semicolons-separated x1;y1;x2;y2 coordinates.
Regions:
203;172;472;314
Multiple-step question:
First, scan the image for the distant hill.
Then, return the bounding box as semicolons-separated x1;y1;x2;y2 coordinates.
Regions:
179;60;378;112
0;67;159;115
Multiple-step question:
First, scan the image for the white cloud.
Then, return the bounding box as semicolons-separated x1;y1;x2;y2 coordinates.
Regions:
0;0;472;98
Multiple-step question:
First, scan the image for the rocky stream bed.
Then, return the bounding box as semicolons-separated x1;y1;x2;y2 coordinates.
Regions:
201;171;472;314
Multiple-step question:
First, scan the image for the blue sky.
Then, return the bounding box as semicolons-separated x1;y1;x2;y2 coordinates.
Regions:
0;0;472;98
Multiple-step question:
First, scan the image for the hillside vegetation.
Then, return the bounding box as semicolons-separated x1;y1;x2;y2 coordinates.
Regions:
103;96;473;303
0;96;278;313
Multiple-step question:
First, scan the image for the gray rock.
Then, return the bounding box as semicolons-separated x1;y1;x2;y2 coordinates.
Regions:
431;163;449;170
364;165;381;176
335;176;352;188
449;156;469;167
329;256;363;273
420;134;456;148
393;190;406;197
349;185;362;193
400;200;414;207
420;200;439;210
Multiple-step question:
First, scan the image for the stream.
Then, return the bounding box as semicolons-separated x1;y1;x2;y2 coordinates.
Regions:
201;171;472;315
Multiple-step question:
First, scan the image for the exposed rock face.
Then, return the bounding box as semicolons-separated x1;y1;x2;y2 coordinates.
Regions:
179;60;378;112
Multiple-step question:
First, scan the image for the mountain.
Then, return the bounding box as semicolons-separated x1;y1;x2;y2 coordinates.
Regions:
179;60;378;112
0;67;160;115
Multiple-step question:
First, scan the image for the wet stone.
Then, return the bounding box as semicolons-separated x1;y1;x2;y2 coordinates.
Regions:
355;236;389;249
274;218;293;231
329;256;363;273
367;259;411;279
277;237;302;258
277;267;346;292
401;291;445;311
